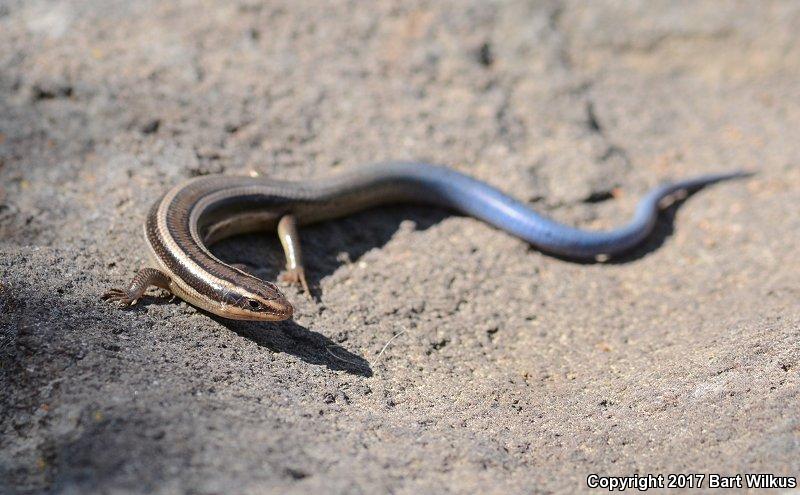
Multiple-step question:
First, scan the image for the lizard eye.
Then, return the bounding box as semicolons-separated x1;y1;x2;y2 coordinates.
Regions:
248;300;261;310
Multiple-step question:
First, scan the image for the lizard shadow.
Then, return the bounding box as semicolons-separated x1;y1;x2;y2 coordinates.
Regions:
107;288;373;376
212;316;373;377
11;283;369;379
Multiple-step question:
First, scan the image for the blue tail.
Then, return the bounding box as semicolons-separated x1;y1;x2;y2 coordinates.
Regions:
391;163;752;259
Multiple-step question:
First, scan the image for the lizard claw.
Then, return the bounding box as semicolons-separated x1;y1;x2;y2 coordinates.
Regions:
102;288;136;307
280;267;311;295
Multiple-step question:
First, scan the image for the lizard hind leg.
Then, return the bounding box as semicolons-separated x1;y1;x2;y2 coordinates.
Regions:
103;268;171;307
277;214;311;295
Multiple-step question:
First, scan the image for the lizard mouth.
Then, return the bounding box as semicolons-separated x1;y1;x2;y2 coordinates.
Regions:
264;297;294;321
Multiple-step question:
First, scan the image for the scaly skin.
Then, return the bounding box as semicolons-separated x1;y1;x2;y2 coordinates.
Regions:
104;162;751;320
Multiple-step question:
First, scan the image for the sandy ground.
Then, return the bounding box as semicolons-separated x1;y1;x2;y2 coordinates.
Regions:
1;1;799;493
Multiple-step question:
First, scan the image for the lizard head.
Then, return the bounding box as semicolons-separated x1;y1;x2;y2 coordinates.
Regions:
216;276;294;321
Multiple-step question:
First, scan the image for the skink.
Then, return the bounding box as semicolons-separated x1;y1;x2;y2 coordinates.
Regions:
103;161;749;321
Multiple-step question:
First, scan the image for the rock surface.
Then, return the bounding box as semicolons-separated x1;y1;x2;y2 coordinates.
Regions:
1;1;798;493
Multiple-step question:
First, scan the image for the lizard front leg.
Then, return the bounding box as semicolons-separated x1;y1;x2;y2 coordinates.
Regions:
103;268;171;307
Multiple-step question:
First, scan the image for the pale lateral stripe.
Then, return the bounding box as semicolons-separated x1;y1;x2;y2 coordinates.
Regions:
152;180;263;307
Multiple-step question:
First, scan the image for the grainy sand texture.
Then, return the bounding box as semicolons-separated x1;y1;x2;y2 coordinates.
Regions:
1;1;798;493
